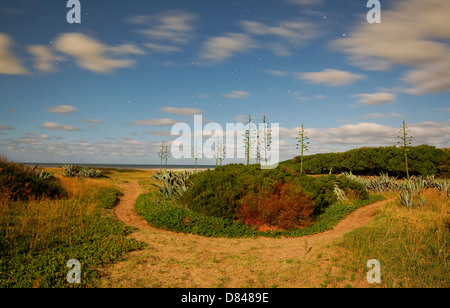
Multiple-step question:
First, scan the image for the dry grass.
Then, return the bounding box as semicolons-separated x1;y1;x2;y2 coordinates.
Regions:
328;189;449;288
0;177;107;252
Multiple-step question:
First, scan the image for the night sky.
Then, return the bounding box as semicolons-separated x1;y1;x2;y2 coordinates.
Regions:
0;0;449;164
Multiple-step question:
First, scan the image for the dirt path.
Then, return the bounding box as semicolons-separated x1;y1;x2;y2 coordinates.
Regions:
99;181;392;288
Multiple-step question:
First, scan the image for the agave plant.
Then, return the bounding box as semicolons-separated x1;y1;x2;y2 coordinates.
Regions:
62;164;78;178
78;168;102;178
434;179;449;197
333;183;347;202
398;188;415;209
152;170;191;199
36;169;53;180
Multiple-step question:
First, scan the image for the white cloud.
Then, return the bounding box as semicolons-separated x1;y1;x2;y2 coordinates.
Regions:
42;122;79;131
144;43;180;53
364;113;386;119
333;0;450;95
285;0;323;5
201;18;318;61
27;45;65;72
127;118;178;126
223;91;251;99
47;105;78;114
129;11;197;54
241;20;318;55
81;118;103;124
200;33;255;61
388;113;405;118
233;115;249;123
0;33;29;75
160;107;203;116
0;125;13;130
299;69;366;86
54;33;143;74
107;44;145;55
353;92;396;106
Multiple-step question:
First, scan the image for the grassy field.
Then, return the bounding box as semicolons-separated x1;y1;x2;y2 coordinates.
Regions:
0;167;148;288
1;163;448;288
329;190;449;288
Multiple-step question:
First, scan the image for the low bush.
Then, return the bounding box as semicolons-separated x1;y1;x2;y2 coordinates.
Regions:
180;164;293;220
238;182;314;230
135;191;259;238
0;156;66;201
293;174;369;215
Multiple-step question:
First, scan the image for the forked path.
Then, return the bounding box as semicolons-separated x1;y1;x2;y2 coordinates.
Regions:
102;181;393;288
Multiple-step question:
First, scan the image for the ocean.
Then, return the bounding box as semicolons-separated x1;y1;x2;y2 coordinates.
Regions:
21;163;217;170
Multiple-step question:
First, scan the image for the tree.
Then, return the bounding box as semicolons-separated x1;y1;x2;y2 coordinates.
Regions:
397;120;413;179
296;124;310;174
157;141;169;172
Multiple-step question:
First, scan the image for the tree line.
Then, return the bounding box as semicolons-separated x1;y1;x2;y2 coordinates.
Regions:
286;144;449;177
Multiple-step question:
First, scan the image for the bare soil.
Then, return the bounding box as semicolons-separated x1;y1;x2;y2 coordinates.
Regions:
97;181;391;288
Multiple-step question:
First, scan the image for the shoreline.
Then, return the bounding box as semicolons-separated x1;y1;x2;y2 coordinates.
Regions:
23;163;216;171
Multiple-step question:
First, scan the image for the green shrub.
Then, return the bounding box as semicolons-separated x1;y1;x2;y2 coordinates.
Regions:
181;164;368;220
285;145;448;177
291;174;368;216
180;164;290;220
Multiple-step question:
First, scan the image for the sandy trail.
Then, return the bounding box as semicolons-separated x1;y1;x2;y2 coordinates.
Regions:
100;181;391;288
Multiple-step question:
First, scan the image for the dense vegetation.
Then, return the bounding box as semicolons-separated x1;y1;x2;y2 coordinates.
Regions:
283;145;449;177
180;164;368;220
140;164;373;236
136;188;382;238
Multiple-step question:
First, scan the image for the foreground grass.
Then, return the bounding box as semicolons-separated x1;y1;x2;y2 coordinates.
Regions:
328;189;450;288
0;176;145;288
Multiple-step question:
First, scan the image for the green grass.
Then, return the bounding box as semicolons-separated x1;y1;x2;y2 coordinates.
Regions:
0;177;145;288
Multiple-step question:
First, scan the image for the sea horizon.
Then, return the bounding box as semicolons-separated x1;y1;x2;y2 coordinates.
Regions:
21;162;218;170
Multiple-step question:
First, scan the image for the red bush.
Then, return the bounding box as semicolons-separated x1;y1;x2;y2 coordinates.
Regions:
238;182;314;230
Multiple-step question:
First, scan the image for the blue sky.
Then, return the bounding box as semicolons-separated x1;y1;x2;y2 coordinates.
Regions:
0;0;449;165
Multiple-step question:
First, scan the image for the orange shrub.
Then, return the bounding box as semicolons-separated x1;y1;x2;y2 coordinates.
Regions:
238;182;314;230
